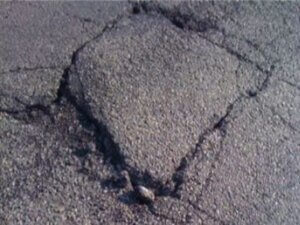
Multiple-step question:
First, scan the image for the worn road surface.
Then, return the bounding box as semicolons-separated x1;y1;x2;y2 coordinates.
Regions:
0;1;299;225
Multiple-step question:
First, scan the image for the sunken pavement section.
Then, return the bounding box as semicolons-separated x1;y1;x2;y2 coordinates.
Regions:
0;1;299;225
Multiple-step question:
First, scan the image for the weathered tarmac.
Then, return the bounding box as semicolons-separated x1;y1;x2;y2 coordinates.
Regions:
0;1;299;225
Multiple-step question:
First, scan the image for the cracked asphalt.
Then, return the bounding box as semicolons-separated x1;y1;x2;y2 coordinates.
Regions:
0;1;299;225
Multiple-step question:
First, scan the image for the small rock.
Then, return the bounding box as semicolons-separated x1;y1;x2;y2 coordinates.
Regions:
136;185;155;203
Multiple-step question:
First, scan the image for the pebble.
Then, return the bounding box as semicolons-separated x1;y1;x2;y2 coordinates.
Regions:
136;185;155;203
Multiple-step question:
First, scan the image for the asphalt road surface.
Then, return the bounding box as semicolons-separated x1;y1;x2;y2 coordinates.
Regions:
0;1;299;225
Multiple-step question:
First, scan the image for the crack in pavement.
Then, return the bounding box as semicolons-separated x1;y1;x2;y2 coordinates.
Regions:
126;3;282;206
0;96;54;122
134;1;274;64
136;1;220;33
198;32;277;79
133;1;279;83
54;13;173;198
2;3;297;223
169;62;279;221
53;2;282;211
134;7;284;220
46;6;244;212
0;66;62;75
168;64;281;223
171;97;241;198
0;8;171;206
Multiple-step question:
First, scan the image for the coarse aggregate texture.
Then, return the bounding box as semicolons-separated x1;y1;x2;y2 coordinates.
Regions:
0;1;299;225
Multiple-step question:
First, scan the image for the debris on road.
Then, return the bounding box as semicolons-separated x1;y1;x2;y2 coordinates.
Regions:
135;185;155;203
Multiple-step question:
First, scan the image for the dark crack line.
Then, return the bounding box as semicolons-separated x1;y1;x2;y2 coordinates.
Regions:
171;61;277;217
1;9;171;208
53;14;171;198
0;66;62;75
171;97;241;198
137;1;219;33
1;4;286;221
54;17;126;164
46;4;298;224
133;0;283;102
198;32;276;77
168;26;279;217
134;1;276;69
133;0;280;100
91;85;167;192
0;66;61;120
0;103;51;117
72;14;124;67
0;96;53;122
168;61;278;223
197;32;280;97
